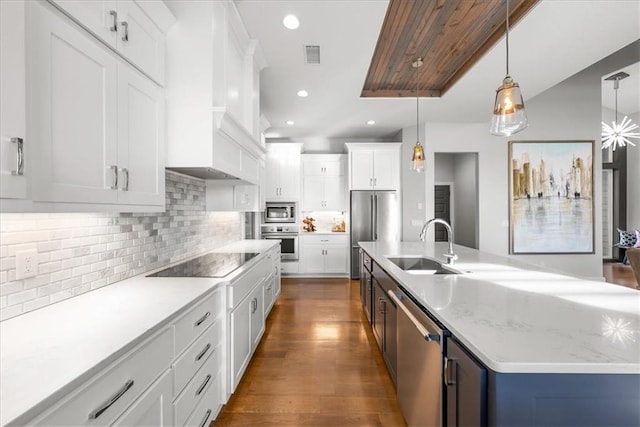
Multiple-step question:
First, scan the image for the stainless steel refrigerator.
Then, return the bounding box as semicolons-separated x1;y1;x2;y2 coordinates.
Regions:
350;190;400;278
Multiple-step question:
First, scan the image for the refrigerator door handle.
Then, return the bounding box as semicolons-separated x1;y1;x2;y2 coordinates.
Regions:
373;193;378;240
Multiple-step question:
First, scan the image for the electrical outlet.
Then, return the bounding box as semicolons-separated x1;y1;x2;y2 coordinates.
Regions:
16;249;38;280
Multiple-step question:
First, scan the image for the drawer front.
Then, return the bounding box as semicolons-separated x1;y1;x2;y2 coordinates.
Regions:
302;234;348;245
182;371;223;427
173;345;222;427
228;257;270;308
362;251;373;272
173;319;222;396
174;290;222;356
34;328;172;426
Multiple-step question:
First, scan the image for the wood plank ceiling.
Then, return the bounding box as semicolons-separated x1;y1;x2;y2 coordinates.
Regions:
362;0;540;98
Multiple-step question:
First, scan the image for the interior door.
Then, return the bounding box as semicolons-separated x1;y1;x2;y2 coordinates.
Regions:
434;185;451;242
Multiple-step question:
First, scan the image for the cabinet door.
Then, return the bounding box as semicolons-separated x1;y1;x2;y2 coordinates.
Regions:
350;151;374;190
230;296;252;391
29;1;118;204
371;278;384;352
323;175;346;210
373;149;399;190
263;272;276;316
112;370;173;427
250;284;265;350
445;338;487;427
322;159;344;176
117;64;164;206
324;244;348;274
300;244;325;274
302;157;325;176
279;154;300;199
0;0;27;200
115;0;165;85
302;175;325;211
51;0;118;49
265;155;280;199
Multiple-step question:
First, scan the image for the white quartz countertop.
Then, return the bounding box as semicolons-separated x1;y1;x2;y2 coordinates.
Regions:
359;241;640;375
0;240;278;427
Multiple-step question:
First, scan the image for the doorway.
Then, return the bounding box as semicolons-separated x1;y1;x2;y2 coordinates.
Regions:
434;153;479;249
434;185;451;242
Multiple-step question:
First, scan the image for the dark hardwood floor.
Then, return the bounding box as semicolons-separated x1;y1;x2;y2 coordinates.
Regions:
214;264;637;426
213;278;406;427
603;262;639;289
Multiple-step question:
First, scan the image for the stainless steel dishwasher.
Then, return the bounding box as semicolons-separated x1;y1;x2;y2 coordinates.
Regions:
388;288;447;427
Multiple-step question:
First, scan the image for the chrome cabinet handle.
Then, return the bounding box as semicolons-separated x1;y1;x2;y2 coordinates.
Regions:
199;409;212;427
369;178;373;187
388;290;440;341
444;356;457;386
195;374;211;396
194;311;210;327
109;10;118;32
109;165;118;190
121;167;129;191
10;137;23;176
374;178;377;186
195;343;211;362
120;21;129;42
88;379;134;419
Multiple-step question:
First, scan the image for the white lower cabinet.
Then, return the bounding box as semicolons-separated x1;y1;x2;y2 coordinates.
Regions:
299;234;349;275
112;370;173;427
30;328;173;426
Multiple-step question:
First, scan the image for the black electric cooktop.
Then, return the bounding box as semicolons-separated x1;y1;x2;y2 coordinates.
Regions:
147;252;260;278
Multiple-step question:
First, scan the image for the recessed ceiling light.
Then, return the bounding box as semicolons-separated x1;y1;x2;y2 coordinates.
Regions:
286;120;295;125
297;90;308;98
367;120;376;125
282;15;299;30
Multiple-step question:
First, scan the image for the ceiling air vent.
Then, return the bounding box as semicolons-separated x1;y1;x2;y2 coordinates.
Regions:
304;45;321;65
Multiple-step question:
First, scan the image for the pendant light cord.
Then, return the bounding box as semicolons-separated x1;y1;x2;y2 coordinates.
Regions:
614;78;619;122
416;79;419;137
505;0;510;76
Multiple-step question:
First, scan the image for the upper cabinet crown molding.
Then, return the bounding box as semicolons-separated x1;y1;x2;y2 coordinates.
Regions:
165;0;267;184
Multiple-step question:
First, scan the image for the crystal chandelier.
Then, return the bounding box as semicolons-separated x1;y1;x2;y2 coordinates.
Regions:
601;72;639;151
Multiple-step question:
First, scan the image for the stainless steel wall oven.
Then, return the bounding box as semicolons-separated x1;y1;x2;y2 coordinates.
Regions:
261;224;299;261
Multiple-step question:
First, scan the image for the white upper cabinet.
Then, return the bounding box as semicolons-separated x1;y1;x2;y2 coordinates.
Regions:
301;154;346;211
345;143;402;191
265;144;302;201
50;0;170;86
0;1;28;202
26;1;165;210
164;1;266;184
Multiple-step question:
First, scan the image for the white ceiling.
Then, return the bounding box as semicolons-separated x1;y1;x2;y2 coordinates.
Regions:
235;0;640;142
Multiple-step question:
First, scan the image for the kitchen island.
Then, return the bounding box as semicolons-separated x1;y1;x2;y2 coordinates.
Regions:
0;240;279;427
359;241;640;426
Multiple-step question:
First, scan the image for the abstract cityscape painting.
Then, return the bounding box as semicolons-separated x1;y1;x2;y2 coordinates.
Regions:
509;140;594;254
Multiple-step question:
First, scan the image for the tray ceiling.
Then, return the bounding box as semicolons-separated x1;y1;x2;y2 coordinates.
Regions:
362;0;540;98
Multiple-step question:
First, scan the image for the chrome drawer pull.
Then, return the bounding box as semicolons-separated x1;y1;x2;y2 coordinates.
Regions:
194;311;210;327
109;165;118;190
195;343;211;362
120;21;129;42
10;137;24;176
88;379;134;420
195;374;212;396
199;409;212;427
121;167;129;191
109;10;118;32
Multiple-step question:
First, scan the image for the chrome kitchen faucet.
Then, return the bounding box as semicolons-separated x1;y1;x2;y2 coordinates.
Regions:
419;218;458;264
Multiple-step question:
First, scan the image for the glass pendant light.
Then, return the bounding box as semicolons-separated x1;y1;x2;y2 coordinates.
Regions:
601;72;639;151
490;0;528;136
411;57;425;172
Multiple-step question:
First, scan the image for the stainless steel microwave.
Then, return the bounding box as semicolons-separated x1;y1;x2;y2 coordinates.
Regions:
264;202;296;223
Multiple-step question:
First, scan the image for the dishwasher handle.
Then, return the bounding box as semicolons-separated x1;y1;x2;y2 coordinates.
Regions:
388;290;440;342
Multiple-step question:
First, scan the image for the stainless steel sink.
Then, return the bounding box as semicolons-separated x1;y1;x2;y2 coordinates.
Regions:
386;257;460;275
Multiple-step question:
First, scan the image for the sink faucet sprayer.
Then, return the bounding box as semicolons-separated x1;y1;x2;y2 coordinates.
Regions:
419;218;458;264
